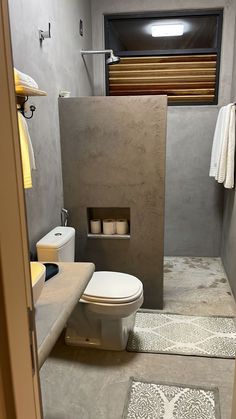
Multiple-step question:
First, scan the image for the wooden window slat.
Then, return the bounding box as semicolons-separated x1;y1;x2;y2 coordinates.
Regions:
110;62;217;70
109;69;216;77
119;54;217;64
108;54;217;103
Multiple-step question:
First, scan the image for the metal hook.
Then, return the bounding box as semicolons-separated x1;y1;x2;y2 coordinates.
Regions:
20;96;36;119
39;22;51;42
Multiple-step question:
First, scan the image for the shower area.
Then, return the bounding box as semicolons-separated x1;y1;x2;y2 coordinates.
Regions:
59;8;236;314
101;9;236;317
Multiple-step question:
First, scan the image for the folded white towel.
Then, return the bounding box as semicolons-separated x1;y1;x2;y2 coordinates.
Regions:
17;111;36;189
14;68;38;89
209;103;235;189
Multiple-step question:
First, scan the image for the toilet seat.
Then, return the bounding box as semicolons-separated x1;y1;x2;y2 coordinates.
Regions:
82;271;143;304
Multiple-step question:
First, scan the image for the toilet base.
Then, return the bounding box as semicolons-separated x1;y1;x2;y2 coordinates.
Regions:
65;301;137;351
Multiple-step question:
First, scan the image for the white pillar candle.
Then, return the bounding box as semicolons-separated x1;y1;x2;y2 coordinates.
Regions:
103;219;116;235
90;219;101;234
116;219;129;235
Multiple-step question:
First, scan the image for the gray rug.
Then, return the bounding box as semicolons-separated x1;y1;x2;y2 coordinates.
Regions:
123;378;221;419
127;311;236;358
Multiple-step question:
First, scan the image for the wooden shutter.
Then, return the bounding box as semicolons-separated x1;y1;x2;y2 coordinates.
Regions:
108;54;217;104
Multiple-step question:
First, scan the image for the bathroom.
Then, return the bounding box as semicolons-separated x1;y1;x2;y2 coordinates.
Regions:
1;0;236;418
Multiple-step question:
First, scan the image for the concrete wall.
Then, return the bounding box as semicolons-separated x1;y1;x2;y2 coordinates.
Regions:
9;0;93;255
221;16;236;296
91;0;236;256
166;107;222;255
60;96;167;308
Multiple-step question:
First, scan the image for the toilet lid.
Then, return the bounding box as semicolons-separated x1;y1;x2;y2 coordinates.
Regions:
82;271;143;304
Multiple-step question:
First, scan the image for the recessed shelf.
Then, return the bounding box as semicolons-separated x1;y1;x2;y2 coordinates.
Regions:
15;85;47;97
87;233;130;239
87;207;130;236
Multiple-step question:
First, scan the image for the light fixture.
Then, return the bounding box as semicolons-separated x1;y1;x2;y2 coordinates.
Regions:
81;49;120;64
151;23;184;37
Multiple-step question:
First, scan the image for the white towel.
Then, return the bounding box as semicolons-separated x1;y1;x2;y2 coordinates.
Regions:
209;103;235;188
17;112;36;189
209;106;224;178
14;68;38;89
224;105;235;188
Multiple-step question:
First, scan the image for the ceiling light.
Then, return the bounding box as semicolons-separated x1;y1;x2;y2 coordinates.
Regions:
151;24;184;37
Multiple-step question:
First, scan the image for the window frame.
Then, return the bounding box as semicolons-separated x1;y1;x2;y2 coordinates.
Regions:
104;9;223;106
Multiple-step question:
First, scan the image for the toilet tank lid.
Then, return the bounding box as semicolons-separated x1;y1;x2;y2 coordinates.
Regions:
36;227;75;249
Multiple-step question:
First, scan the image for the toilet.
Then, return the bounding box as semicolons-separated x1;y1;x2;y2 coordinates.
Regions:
36;226;143;350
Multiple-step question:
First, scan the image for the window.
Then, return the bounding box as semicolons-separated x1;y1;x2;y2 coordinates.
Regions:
104;10;223;105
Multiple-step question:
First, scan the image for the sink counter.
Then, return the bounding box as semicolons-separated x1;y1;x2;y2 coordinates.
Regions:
35;262;95;368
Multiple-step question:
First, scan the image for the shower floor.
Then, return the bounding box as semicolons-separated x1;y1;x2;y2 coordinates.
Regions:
163;257;236;317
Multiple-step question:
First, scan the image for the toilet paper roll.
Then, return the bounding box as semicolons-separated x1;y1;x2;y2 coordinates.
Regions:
116;219;129;235
90;219;101;234
103;219;116;235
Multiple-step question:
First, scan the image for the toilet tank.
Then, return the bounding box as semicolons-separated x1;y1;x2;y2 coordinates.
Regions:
36;227;75;262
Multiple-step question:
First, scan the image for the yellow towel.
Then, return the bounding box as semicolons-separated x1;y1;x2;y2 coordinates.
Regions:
17;112;36;188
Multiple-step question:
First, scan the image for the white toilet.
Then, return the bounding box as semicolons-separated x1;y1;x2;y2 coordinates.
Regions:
36;226;144;350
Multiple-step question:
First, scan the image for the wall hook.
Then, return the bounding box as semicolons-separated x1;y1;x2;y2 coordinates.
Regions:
39;22;51;42
20;97;36;119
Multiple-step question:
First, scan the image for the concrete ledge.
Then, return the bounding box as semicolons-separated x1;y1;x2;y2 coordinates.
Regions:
35;262;95;368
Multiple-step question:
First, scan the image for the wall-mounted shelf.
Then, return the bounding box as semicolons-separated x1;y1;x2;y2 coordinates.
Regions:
87;233;130;239
15;86;47;97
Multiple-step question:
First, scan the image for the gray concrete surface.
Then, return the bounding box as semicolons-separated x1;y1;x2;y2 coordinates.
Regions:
163;257;236;316
40;336;234;419
8;0;93;255
35;262;94;368
165;107;223;256
221;20;236;298
40;257;236;419
59;96;167;309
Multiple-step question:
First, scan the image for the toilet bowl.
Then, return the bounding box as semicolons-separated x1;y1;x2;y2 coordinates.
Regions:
65;271;143;350
36;226;144;350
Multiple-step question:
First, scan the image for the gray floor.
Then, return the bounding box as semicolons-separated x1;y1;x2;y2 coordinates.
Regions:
163;257;236;316
40;257;236;419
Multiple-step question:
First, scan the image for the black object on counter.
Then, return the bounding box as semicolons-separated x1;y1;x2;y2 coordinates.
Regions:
43;263;59;281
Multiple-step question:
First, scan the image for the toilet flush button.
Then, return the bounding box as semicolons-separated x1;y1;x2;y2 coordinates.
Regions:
54;233;62;236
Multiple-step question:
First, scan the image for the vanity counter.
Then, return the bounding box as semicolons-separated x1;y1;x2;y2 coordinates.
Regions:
35;262;95;368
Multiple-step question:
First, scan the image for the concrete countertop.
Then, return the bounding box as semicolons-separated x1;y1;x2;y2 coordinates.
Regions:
35;262;95;368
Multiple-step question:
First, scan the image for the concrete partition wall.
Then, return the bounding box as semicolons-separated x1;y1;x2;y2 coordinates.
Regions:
59;96;167;308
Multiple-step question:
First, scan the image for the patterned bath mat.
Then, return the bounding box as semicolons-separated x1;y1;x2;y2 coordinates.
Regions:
127;311;236;358
122;378;221;419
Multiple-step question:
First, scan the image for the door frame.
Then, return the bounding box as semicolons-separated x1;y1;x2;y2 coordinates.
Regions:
0;0;43;417
0;0;236;417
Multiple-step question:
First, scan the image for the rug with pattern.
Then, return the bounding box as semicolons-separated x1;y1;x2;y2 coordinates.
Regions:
122;378;221;419
127;311;236;358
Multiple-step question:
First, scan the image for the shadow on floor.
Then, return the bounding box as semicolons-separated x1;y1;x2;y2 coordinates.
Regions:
49;331;139;367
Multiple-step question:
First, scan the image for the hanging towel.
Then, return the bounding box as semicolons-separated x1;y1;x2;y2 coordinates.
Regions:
209;103;235;188
209;106;224;178
224;105;236;188
14;68;38;89
17;111;36;189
